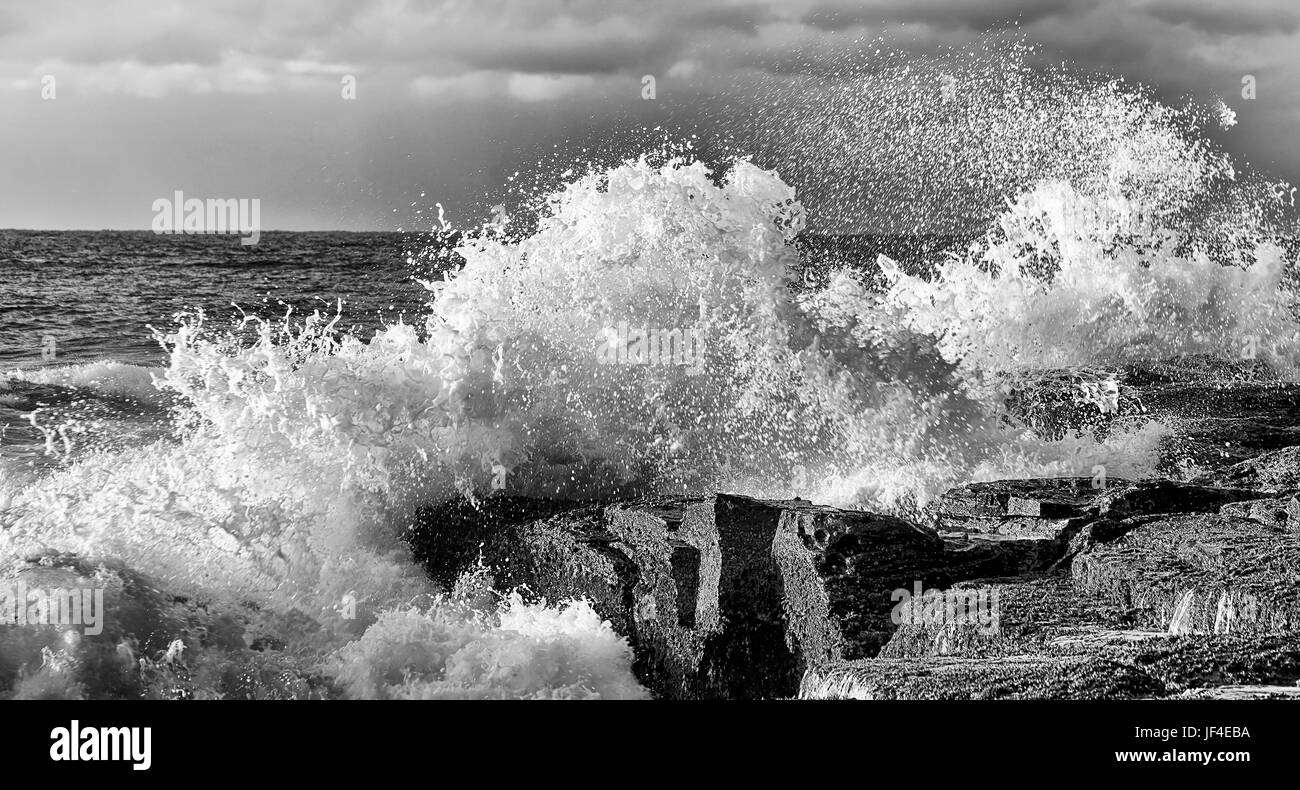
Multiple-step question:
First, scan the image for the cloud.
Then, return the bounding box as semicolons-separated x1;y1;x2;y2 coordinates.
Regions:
1;0;1299;229
1142;0;1300;36
4;51;282;98
408;70;497;100
1;0;1297;105
284;60;357;76
801;0;1088;33
506;72;598;102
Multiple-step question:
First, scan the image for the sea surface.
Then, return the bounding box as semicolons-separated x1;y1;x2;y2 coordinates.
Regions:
0;230;433;369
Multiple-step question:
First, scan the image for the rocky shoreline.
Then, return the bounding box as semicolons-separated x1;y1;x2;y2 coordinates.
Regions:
4;359;1299;699
402;361;1300;699
407;472;1299;699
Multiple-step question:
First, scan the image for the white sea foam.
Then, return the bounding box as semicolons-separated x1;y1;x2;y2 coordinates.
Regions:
2;361;165;402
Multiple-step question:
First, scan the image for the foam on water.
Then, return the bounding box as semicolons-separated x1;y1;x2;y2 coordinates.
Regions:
329;588;650;700
2;362;163;402
2;40;1298;698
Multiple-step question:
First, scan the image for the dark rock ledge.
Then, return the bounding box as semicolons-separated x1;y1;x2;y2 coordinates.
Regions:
401;368;1300;699
404;437;1300;698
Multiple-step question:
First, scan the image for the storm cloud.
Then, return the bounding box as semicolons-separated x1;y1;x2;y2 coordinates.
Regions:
1;0;1297;230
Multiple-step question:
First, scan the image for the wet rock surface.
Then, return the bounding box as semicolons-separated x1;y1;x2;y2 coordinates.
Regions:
411;475;1300;697
800;654;1171;700
803;367;1300;700
802;632;1300;700
1193;445;1300;493
930;477;1265;541
876;573;1137;659
407;496;716;698
1000;357;1300;476
404;361;1300;699
1072;513;1300;635
1218;496;1299;530
1124;360;1300;476
412;494;960;698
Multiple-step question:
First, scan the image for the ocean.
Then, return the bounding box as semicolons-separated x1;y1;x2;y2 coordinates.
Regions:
0;230;434;369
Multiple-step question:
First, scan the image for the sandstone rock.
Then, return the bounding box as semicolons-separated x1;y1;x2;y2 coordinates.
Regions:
407;496;715;699
932;477;1113;537
411;493;963;698
1159;420;1300;472
838;573;1300;699
877;573;1139;659
1176;685;1300;699
1072;513;1300;635
1119;355;1280;385
699;494;960;696
1110;634;1300;691
1116;359;1300;475
409;481;1300;700
1195;446;1300;492
799;654;1166;700
938;532;1061;579
1054;516;1148;568
1219;497;1294;529
605;502;719;698
1103;480;1269;518
931;477;1264;547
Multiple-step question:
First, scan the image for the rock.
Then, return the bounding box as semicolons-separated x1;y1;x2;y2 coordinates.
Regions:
411;493;966;698
1195;446;1300;492
1054;516;1148;568
698;495;1122;695
1111;634;1300;691
877;573;1140;659
799;654;1167;700
695;495;843;698
1103;480;1269;518
1176;685;1300;700
407;496;716;699
406;469;1300;699
622;501;722;632
1119;355;1280;386
938;532;1062;579
605;502;719;698
1072;513;1300;635
1159;419;1300;472
1114;359;1300;476
931;477;1264;548
847;571;1300;699
697;493;968;696
932;477;1112;537
1219;497;1294;529
771;496;948;657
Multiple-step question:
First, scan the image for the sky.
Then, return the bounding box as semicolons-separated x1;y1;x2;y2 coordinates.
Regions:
1;0;1298;231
